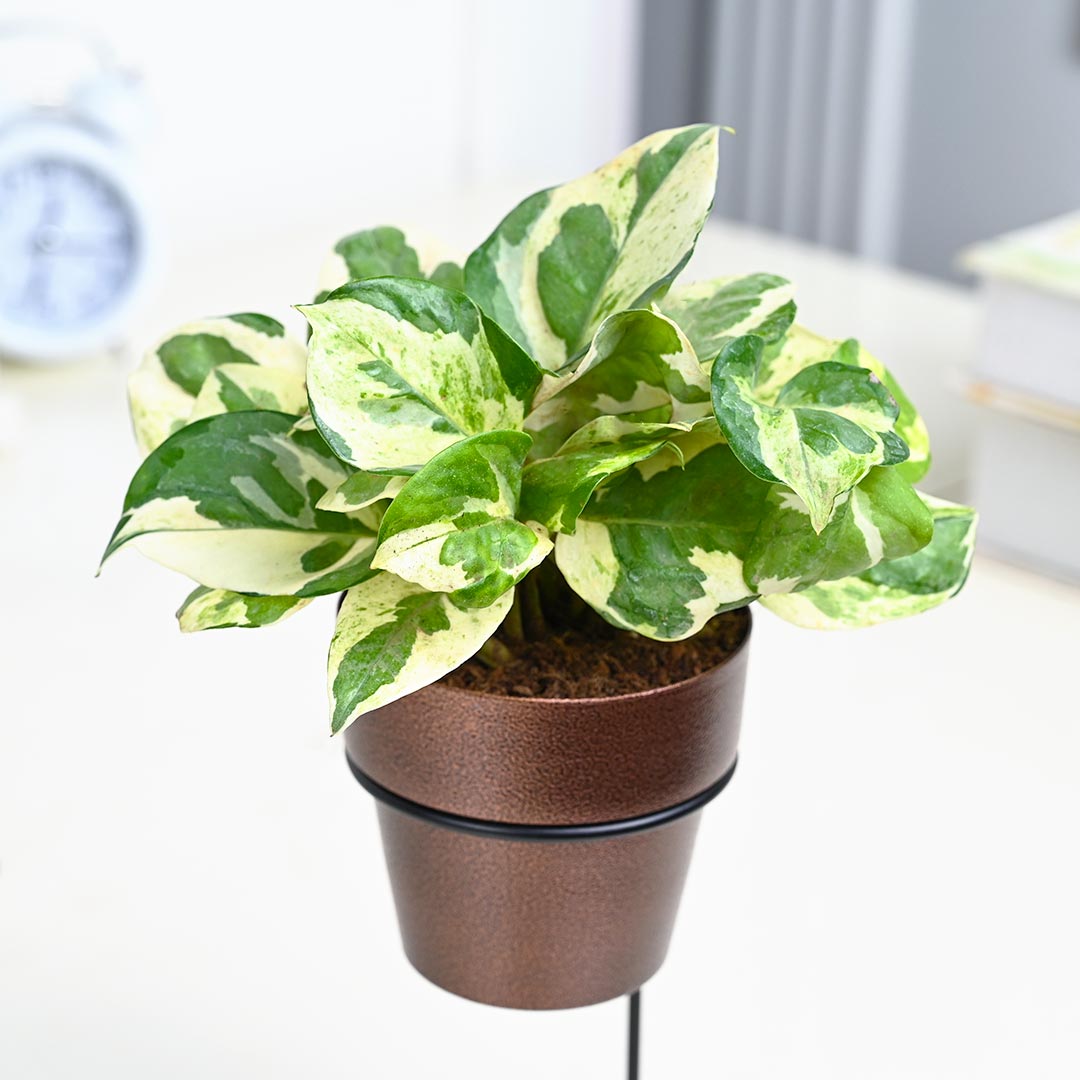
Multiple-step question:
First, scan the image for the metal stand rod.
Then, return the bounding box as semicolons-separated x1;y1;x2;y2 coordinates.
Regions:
628;990;641;1080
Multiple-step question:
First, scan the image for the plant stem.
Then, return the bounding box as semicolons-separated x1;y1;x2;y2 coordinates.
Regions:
538;557;587;631
502;593;526;644
519;570;548;640
562;584;588;627
477;636;515;668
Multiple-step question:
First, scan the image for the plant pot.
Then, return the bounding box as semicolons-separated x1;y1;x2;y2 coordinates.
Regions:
343;609;751;1010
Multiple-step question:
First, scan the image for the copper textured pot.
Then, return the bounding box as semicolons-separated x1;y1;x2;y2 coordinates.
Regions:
344;608;751;1010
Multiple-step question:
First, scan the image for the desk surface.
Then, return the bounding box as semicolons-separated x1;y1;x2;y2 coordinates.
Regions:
2;217;1077;1078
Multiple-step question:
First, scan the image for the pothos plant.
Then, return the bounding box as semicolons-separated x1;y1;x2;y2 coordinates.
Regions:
103;125;977;734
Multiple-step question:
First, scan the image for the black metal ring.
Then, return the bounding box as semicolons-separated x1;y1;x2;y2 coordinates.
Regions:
345;754;737;842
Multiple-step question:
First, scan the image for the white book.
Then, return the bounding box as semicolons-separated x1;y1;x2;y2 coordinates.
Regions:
961;212;1080;408
961;214;1080;582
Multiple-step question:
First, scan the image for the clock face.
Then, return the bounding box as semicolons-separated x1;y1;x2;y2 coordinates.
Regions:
0;156;139;331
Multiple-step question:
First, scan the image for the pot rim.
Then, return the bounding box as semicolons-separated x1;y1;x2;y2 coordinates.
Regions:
429;606;752;708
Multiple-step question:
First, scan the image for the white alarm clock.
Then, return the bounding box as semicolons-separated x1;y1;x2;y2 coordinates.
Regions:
0;24;155;364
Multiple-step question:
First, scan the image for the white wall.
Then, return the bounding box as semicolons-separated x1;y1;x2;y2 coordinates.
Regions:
895;0;1080;281
5;0;640;312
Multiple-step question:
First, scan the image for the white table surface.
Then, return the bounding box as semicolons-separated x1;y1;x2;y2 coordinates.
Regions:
2;214;1078;1078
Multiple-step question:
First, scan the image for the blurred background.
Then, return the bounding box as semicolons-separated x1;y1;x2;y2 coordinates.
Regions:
2;2;1077;1078
644;0;1080;281
7;0;1080;274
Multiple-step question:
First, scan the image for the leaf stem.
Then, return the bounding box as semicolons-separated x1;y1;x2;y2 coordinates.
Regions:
519;570;548;640
502;593;526;643
477;636;515;668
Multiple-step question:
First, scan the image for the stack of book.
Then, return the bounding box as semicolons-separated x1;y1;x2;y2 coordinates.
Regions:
961;214;1080;583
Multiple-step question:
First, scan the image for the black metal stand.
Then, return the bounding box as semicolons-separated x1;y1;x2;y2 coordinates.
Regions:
346;755;737;840
348;753;735;1078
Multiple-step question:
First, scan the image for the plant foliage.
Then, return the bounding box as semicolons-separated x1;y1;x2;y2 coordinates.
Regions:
105;126;976;733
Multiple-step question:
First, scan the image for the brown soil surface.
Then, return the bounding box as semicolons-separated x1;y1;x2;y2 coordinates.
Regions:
444;610;747;698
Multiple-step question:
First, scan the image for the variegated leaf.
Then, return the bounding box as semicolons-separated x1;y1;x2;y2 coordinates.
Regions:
328;572;513;733
317;226;425;299
300;278;542;471
316;470;410;513
372;431;551;608
761;497;976;628
555;426;768;640
128;313;306;455
659;273;796;363
177;586;311;631
832;336;930;484
315;225;465;300
464;124;721;371
188;363;308;423
525;307;712;458
743;467;933;594
753;325;931;484
428;261;465;290
520;417;686;534
711;333;910;533
101;411;379;597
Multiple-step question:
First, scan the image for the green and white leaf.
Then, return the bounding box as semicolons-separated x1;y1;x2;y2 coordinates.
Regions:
711;333;910;533
317;226;424;297
316;470;410;513
427;261;465;290
832;335;930;484
101;411;379;597
659;273;796;363
315;225;464;300
128;313;305;455
521;417;687;534
465;124;721;371
372;431;551;608
177;586;311;631
188;362;307;423
761;497;976;628
328;572;513;733
751;325;930;483
301;278;542;471
555;426;768;640
526;307;712;458
743;467;934;594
